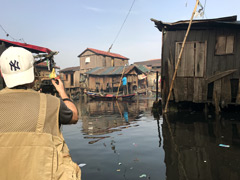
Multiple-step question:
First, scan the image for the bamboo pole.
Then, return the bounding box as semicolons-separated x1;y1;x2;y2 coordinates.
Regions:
116;65;126;99
164;0;199;113
156;71;159;102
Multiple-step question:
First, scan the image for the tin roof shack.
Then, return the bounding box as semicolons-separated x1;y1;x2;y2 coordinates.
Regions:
59;66;80;98
85;65;146;94
78;48;129;73
134;59;161;90
78;48;129;92
152;15;240;109
134;59;161;72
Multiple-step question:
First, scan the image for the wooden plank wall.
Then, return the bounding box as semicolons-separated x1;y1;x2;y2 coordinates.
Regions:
162;28;240;105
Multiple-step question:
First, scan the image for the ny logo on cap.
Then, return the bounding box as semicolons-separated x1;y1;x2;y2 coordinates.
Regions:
9;60;20;71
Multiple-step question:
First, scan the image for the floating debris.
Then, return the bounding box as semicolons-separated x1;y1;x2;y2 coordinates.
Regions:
78;163;86;167
139;174;147;178
118;162;122;165
219;144;230;148
116;169;121;172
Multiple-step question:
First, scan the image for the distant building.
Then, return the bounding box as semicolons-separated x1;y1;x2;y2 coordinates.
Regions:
85;65;148;94
78;48;129;91
59;66;80;97
78;48;129;72
134;59;161;90
134;59;161;72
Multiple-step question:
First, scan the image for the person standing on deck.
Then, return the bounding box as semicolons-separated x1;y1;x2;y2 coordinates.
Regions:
0;47;81;180
122;75;127;95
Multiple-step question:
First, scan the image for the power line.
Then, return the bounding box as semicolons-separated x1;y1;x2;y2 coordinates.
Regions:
108;0;136;52
0;24;26;43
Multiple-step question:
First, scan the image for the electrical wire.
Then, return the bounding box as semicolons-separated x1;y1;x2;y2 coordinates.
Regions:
0;24;26;43
108;0;136;52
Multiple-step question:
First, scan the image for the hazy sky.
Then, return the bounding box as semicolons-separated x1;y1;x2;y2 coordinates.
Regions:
0;0;239;69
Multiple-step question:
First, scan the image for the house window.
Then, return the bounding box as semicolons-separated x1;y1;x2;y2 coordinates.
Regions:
85;57;90;64
65;74;68;81
215;35;234;55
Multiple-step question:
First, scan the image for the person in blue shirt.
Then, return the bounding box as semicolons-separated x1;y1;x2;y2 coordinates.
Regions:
122;75;127;95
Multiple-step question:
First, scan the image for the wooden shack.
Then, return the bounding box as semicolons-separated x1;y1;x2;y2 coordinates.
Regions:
59;66;80;97
152;15;240;109
85;65;147;94
134;59;161;90
78;48;129;73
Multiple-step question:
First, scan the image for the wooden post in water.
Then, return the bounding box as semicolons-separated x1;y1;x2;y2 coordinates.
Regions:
163;0;199;113
156;71;159;102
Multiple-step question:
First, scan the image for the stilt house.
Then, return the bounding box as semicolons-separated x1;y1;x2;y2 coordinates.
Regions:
85;65;148;94
152;15;240;108
77;48;129;92
59;66;80;97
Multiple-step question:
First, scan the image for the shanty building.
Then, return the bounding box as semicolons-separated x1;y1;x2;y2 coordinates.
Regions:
134;59;161;91
77;48;129;91
78;48;129;73
85;65;148;94
152;15;240;109
59;66;80;98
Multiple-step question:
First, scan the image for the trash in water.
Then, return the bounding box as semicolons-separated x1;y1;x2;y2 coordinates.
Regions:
133;143;138;147
219;144;230;148
78;163;86;167
116;169;121;172
130;167;133;170
118;162;122;165
139;174;147;178
204;160;207;163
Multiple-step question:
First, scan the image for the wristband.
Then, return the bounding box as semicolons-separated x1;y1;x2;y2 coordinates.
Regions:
62;98;73;102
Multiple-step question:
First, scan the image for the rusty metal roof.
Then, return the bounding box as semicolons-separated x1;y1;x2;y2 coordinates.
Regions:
151;15;240;31
85;65;147;76
78;48;129;60
60;66;80;72
134;59;161;67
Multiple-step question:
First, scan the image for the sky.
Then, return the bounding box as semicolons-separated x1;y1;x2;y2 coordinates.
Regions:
0;0;239;69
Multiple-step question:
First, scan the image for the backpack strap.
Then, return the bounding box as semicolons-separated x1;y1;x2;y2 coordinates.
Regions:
36;93;47;133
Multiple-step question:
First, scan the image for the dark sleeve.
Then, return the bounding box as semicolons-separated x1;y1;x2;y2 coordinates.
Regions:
59;99;73;124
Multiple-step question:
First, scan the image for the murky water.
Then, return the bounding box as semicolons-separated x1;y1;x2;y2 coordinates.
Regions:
62;96;240;180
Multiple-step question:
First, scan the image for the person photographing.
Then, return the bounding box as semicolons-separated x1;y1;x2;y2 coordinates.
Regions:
0;47;81;180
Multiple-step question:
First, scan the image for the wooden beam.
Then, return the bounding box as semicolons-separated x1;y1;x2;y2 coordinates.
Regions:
206;69;237;84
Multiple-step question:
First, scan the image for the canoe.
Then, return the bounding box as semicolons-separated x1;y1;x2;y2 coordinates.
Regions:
85;92;135;101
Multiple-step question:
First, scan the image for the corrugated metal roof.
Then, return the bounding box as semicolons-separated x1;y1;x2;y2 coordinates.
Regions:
85;65;145;76
134;59;161;67
135;65;150;73
60;66;80;72
151;15;240;31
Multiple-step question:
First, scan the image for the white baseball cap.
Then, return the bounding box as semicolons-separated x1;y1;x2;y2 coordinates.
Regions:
0;47;35;88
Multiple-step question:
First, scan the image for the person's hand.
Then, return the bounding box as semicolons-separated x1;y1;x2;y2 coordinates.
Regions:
51;78;68;99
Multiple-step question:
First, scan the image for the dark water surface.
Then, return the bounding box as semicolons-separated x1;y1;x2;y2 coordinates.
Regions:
62;96;240;180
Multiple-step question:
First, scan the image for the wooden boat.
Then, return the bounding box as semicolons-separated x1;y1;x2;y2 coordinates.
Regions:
85;91;135;101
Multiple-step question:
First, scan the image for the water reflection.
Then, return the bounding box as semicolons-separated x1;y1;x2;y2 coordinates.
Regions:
75;96;153;143
163;112;240;180
67;96;240;180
